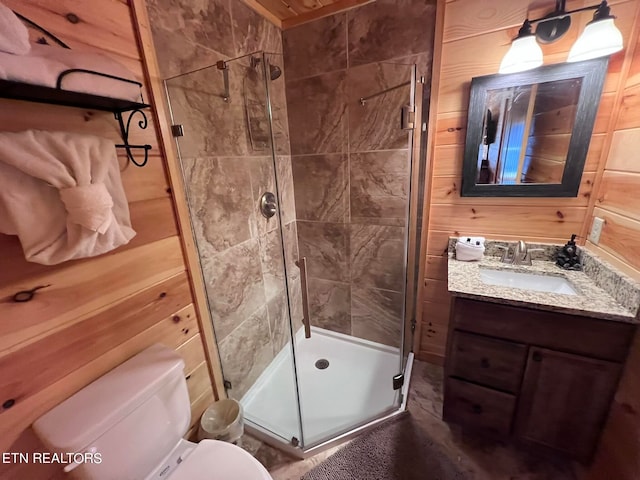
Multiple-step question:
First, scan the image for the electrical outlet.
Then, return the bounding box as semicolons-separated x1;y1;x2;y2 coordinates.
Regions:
589;217;605;244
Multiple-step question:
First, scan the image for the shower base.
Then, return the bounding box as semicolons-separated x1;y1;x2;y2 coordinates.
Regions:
241;327;402;449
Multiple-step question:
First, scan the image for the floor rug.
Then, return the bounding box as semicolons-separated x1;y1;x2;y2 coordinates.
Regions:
301;413;469;480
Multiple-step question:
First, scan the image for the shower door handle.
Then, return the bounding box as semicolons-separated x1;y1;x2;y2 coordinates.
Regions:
296;257;311;339
401;104;415;130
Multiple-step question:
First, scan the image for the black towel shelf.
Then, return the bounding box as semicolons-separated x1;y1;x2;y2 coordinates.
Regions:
0;79;152;167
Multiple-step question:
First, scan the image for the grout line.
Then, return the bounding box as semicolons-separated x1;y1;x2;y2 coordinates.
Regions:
227;0;239;58
296;218;405;225
286;66;348;84
286;50;432;84
305;275;403;295
345;8;350;70
289;148;409;158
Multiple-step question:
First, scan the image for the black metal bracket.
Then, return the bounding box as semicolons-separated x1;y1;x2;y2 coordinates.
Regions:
12;10;70;49
10;10;152;168
56;69;144;97
114;110;152;167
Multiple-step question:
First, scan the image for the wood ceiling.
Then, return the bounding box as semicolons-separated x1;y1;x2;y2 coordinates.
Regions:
242;0;374;29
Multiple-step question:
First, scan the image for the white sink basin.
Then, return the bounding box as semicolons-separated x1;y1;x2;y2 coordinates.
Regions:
479;269;578;296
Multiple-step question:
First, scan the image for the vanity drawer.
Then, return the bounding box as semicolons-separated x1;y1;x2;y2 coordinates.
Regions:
449;332;526;393
452;298;634;362
444;378;516;436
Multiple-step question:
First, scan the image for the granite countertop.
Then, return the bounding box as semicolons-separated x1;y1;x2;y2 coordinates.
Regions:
447;243;640;324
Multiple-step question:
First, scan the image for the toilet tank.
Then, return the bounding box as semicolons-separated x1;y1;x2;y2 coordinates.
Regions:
33;344;191;480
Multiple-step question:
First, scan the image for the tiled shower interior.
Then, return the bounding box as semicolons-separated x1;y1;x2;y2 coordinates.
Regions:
282;2;435;347
148;0;436;443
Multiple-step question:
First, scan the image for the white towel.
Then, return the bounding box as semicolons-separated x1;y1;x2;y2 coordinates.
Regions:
31;44;142;101
0;2;30;55
0;50;66;88
0;44;142;102
0;130;136;265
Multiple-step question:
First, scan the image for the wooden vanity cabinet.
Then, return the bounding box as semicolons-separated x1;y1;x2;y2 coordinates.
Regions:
443;297;635;462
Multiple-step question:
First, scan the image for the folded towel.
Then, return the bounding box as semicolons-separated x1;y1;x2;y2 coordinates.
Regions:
0;2;30;55
0;130;136;265
0;43;142;102
59;183;114;234
0;50;66;88
31;44;142;102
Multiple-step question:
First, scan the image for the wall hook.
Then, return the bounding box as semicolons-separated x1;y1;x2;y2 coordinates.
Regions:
114;110;152;167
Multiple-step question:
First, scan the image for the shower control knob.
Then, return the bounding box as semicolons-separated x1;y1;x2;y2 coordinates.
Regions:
260;192;277;219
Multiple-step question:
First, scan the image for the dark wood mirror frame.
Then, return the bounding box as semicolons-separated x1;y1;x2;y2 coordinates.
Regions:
461;57;609;197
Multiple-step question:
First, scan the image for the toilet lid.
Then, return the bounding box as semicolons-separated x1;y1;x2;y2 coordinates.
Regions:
170;440;272;480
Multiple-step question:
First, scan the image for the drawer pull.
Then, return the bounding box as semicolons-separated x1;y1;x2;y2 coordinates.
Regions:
480;357;490;368
532;351;543;362
472;404;483;414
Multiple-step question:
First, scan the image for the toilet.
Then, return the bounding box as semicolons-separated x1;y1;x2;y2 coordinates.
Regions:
32;344;272;480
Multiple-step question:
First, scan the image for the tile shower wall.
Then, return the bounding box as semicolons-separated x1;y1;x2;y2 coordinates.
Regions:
148;0;299;399
283;0;436;347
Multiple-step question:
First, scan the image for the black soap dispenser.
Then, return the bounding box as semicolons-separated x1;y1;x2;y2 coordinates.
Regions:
556;234;582;270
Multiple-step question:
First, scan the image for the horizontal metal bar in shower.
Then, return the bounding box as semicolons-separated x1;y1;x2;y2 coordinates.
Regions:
359;75;426;106
359;80;411;106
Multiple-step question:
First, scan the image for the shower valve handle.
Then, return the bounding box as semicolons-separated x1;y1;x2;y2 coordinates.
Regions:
260;192;277;219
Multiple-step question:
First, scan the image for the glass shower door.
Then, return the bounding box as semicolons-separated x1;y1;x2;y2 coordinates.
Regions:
286;59;419;449
164;53;303;447
164;52;421;454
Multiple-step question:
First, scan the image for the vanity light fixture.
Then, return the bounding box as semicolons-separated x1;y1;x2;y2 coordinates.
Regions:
499;0;623;74
499;20;544;74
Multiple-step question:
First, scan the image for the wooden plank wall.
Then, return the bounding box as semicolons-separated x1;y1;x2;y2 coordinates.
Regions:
0;1;218;478
524;97;577;183
417;0;640;364
579;5;640;479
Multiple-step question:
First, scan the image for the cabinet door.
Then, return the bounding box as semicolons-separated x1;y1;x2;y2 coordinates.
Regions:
514;348;621;461
449;331;527;393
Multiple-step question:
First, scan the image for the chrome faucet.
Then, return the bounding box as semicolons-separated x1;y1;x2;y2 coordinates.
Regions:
512;240;528;265
496;240;543;266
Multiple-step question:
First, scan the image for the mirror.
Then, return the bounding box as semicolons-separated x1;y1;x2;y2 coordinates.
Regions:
461;58;608;197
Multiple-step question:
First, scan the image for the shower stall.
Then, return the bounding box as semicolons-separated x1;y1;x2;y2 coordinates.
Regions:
164;51;424;455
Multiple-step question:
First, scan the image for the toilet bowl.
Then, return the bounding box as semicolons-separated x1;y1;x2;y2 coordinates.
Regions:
32;344;273;480
149;439;271;480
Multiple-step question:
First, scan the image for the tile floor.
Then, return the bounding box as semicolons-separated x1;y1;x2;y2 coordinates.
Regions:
242;360;578;480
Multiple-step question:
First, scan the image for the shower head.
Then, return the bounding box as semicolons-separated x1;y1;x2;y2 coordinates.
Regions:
269;64;282;81
249;55;282;81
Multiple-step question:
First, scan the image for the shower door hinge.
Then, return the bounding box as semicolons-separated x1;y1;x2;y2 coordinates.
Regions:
171;124;184;137
393;373;404;390
401;105;415;130
223;379;232;390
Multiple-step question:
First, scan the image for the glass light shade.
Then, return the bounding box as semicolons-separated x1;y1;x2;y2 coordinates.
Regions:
568;18;623;62
499;35;544;74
